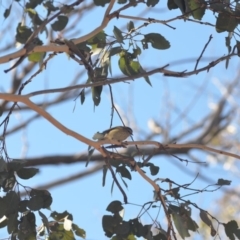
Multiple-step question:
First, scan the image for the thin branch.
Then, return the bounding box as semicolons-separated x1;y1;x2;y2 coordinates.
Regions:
21;53;238;98
126;142;240;160
20;163;103;197
194;34;213;71
0;0;116;65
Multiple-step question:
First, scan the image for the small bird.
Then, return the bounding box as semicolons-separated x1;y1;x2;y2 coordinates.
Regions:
93;126;133;142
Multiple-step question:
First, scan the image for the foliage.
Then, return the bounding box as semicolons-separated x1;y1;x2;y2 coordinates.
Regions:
0;0;240;239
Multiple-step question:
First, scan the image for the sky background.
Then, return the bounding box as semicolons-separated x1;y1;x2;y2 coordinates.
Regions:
0;0;239;239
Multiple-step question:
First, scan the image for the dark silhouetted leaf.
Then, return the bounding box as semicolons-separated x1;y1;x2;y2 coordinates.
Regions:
217;178;231;185
117;165;132;180
216;12;238;33
106;200;123;213
94;0;110;6
51;15;68;31
15;23;33;44
4;4;12;19
113;26;124;44
200;210;212;227
80;89;85;105
17;167;39;179
26;0;44;9
144;33;170;50
146;0;159;7
127;21;135;32
102;165;108;187
224;220;239;240
167;0;178;9
92;86;102;106
150;164;159;175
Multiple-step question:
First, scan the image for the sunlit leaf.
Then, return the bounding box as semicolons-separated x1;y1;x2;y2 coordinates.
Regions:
28;52;45;62
188;0;205;20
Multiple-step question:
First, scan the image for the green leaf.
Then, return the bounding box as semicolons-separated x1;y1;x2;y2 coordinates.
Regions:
132;46;141;58
28;52;45;62
16;167;39;179
87;31;106;48
109;47;122;57
51;15;68;31
106;200;123;213
127;21;135;32
172;212;190;238
118;51;151;86
146;0;159;7
4;4;12;19
72;223;86;238
216;12;238;33
26;8;43;25
188;0;205;20
113;26;124;44
144;33;170;50
116;165;132;180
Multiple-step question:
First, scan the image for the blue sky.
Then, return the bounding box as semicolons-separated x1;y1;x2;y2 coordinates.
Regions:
0;0;239;239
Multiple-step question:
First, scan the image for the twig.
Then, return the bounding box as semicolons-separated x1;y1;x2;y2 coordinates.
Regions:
0;0;116;65
194;34;213;71
105;157;128;203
